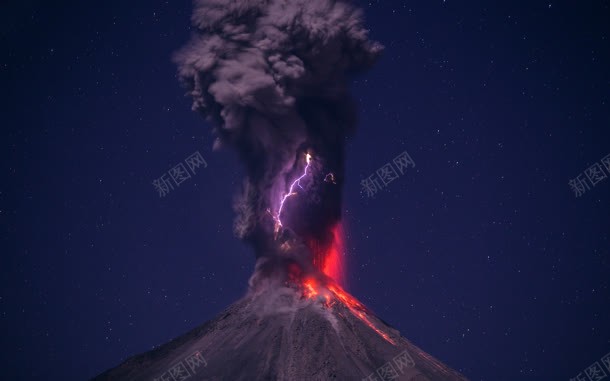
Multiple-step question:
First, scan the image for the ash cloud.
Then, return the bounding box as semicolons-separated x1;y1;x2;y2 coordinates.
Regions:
174;0;382;275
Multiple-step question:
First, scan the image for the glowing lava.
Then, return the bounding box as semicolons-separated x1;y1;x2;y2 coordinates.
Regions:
274;153;312;234
303;279;331;303
327;283;396;345
300;277;396;346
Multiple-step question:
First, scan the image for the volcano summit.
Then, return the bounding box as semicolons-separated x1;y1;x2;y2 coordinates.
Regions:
93;279;468;381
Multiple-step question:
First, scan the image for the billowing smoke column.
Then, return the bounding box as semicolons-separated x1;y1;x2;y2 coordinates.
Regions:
174;0;382;286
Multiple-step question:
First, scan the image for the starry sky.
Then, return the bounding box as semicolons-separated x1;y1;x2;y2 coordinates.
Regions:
2;1;609;380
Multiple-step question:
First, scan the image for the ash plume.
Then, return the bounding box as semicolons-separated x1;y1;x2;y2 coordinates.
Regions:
174;0;382;280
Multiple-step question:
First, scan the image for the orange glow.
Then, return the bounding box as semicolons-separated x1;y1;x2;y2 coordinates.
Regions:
303;280;318;298
310;223;346;286
327;283;396;345
301;224;398;343
322;224;346;286
300;278;396;345
302;278;331;304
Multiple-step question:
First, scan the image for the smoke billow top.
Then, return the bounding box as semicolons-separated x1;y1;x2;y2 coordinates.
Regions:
174;0;382;283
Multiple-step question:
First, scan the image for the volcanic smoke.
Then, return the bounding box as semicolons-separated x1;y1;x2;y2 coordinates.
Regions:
93;1;469;380
174;0;382;287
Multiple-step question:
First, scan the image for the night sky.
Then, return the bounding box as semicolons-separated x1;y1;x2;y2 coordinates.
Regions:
2;1;610;380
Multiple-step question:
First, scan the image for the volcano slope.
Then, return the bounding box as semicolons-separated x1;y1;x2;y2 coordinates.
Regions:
93;283;468;381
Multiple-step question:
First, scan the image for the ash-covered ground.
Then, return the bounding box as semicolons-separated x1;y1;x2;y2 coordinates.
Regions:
93;282;468;381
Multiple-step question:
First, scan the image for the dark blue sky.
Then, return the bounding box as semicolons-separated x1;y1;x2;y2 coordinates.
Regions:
2;1;609;380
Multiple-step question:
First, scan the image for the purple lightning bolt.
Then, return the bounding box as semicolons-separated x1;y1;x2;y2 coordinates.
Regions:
274;153;312;234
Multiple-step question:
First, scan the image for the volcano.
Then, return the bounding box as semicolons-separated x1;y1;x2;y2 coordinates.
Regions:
92;1;469;379
93;276;468;381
